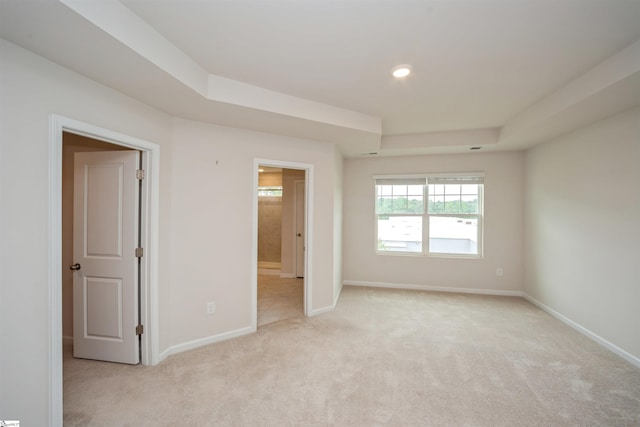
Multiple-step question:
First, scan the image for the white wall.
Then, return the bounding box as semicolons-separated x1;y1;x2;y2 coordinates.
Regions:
0;40;343;425
333;147;344;302
168;118;340;346
0;40;172;426
524;107;640;362
343;151;524;293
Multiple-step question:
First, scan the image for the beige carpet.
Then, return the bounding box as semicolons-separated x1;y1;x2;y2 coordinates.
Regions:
64;286;640;426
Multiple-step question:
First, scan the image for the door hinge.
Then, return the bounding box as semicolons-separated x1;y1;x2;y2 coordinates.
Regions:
136;169;145;180
136;324;144;335
135;247;144;258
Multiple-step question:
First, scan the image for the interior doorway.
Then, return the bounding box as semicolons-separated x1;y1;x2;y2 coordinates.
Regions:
49;115;160;424
252;159;313;330
62;134;140;364
256;166;305;326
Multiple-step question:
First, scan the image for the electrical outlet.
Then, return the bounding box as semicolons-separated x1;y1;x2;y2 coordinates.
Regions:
496;268;503;277
207;302;216;315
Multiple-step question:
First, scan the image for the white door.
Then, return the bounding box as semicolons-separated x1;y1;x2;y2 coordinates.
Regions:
295;179;305;278
72;151;140;364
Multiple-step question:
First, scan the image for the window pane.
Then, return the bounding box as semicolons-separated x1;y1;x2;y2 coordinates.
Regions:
461;184;478;195
431;184;445;195
429;216;478;255
377;216;422;253
393;196;408;211
407;195;423;213
407;185;423;195
377;196;392;214
444;195;461;214
379;185;393;196
428;194;445;213
392;185;407;196
444;184;461;195
376;185;424;214
461;195;478;214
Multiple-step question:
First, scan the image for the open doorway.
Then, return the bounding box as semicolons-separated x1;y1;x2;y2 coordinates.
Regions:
256;166;305;326
49;115;160;423
252;159;313;330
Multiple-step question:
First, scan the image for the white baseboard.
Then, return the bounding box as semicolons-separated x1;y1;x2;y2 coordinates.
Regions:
309;305;335;317
307;285;342;317
343;280;524;297
524;294;640;369
158;326;255;363
334;283;344;307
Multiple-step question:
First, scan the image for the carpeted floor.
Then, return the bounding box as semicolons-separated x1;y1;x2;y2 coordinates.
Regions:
64;286;640;426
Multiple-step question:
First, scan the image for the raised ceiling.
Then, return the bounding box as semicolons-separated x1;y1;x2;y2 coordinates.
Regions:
2;0;640;157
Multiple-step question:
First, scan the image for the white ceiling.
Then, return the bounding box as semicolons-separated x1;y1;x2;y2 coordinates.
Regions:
2;0;640;157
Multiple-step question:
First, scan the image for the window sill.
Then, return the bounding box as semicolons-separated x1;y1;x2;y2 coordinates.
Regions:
375;250;483;260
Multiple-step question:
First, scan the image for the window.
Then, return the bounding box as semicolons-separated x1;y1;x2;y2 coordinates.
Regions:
258;186;283;197
375;174;483;257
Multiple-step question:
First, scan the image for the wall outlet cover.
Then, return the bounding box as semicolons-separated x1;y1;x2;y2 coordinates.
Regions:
207;302;216;314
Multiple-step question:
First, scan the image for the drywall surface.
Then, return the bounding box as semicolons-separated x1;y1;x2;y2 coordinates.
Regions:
1;38;346;426
168;118;339;345
0;40;171;426
333;147;344;302
343;151;524;293
524;107;640;361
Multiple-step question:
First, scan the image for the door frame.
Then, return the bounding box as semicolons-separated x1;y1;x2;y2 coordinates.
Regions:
48;115;161;423
252;158;313;328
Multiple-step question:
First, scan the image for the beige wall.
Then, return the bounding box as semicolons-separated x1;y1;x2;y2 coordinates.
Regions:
333;147;344;301
343;151;525;293
168;117;339;346
524;107;640;362
0;40;173;426
7;31;637;426
61;134;133;339
0;40;342;425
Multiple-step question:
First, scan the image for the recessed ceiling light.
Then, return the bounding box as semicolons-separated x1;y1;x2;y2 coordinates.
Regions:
258;168;265;172
392;64;412;78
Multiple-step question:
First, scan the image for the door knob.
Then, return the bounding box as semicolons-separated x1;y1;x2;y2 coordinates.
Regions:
69;263;81;271
297;233;302;237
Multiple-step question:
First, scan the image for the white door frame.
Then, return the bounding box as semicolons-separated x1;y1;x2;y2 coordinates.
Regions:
252;158;313;328
48;115;161;424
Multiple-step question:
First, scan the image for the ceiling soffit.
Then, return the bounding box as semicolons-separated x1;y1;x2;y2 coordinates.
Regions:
2;0;639;156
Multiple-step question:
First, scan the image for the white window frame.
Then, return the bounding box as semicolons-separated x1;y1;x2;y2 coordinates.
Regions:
374;173;484;258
